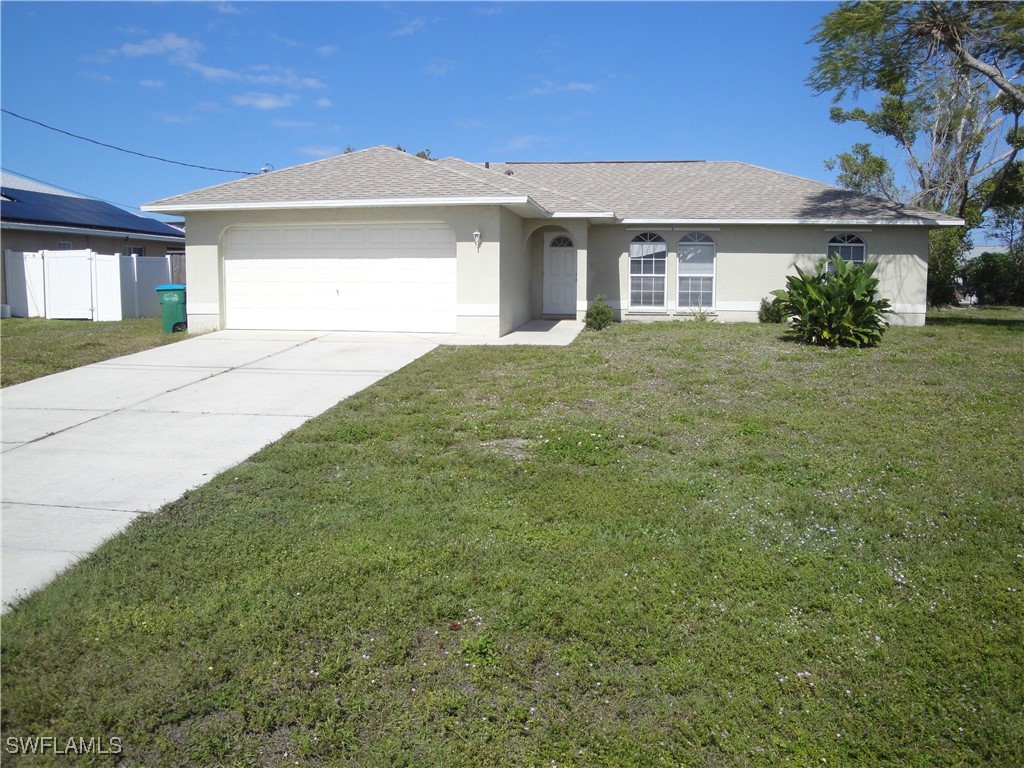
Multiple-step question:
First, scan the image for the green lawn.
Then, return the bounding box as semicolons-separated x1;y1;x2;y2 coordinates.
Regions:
2;308;1022;766
0;317;186;387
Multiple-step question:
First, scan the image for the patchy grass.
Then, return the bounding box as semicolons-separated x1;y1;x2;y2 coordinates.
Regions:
2;308;1022;766
0;317;186;387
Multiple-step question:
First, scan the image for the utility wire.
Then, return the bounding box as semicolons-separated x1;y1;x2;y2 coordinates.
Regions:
2;108;257;176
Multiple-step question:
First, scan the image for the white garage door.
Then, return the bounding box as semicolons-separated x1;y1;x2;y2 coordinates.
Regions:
224;224;456;332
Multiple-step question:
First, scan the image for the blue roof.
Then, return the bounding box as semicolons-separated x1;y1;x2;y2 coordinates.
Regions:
1;187;184;239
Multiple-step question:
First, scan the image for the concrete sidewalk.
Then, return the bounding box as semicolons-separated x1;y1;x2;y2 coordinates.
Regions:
1;330;440;610
1;320;584;610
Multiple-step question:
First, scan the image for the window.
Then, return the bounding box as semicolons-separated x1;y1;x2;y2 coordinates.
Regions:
550;235;574;248
629;233;667;307
677;232;715;309
124;246;146;257
827;234;866;265
57;241;73;250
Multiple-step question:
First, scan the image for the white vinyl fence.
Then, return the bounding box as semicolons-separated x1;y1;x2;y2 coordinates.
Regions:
4;249;173;321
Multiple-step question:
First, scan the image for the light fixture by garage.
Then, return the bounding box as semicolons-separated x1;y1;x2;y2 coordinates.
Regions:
473;230;482;251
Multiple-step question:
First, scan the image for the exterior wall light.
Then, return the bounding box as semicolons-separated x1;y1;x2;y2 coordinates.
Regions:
473;230;482;251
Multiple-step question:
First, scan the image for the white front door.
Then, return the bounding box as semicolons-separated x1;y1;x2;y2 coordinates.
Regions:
543;236;576;316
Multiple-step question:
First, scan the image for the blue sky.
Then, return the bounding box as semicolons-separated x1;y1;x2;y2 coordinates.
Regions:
2;1;876;217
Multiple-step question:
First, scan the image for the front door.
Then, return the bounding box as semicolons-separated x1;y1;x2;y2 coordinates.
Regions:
543;234;577;316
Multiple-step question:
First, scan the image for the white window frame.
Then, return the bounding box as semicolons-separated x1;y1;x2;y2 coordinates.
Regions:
124;245;146;257
550;235;574;248
629;232;667;309
677;232;716;310
827;234;866;266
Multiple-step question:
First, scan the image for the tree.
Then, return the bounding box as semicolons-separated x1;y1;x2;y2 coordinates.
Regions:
808;1;1023;304
824;142;901;200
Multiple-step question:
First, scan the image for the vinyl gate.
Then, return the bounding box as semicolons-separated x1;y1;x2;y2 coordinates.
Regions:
4;250;172;321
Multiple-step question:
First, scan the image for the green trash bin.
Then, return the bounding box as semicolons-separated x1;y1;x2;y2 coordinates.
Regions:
155;284;187;333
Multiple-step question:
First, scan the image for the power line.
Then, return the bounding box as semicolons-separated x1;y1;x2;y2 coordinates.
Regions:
2;108;257;176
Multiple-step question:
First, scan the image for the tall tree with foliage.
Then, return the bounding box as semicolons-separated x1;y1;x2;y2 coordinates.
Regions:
808;1;1023;304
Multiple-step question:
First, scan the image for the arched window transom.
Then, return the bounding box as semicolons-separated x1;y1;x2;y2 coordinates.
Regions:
550;235;574;248
677;232;715;309
828;234;866;265
629;232;667;307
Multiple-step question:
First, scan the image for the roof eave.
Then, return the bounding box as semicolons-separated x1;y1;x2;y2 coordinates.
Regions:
1;220;185;242
550;211;616;220
142;195;551;217
619;217;965;227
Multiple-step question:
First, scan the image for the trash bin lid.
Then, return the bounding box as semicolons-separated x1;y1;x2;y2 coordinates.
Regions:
155;284;186;291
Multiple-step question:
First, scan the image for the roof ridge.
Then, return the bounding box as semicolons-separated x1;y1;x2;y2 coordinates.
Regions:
426;156;538;201
463;160;608;212
505;159;707;165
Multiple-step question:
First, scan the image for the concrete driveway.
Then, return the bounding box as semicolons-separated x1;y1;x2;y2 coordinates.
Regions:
1;330;441;610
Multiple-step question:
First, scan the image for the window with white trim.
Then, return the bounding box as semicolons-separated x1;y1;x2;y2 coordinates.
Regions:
57;241;73;250
629;232;667;307
550;235;574;248
828;234;866;265
124;246;146;257
677;232;715;309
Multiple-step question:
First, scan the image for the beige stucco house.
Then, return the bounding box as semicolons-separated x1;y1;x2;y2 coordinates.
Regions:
142;146;962;337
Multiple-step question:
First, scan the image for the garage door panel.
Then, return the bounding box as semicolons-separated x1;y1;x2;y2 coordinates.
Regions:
225;224;456;332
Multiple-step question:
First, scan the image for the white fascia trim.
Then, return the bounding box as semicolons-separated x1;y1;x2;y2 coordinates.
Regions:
620;217;964;227
550;211;616;219
1;221;185;243
143;196;544;215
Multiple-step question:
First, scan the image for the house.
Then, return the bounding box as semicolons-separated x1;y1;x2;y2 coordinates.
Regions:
1;173;187;317
1;173;185;258
141;146;962;337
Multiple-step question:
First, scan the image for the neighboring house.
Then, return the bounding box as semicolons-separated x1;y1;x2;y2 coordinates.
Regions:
142;146;963;337
1;173;185;256
1;173;187;314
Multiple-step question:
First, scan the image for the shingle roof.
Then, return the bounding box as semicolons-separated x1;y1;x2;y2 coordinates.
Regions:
487;160;959;224
146;146;537;209
434;157;608;215
144;146;962;226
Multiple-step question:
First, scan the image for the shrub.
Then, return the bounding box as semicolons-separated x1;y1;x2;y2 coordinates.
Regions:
585;295;614;330
927;227;969;306
961;250;1024;306
771;255;891;347
758;296;786;323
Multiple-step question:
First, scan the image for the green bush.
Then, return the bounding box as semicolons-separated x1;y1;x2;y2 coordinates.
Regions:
585;295;614;330
927;227;969;306
771;255;891;347
757;296;786;323
961;250;1024;306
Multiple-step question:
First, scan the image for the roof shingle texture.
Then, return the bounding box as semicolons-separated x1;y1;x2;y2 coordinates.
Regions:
149;146;523;207
487;160;955;223
147;146;959;224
